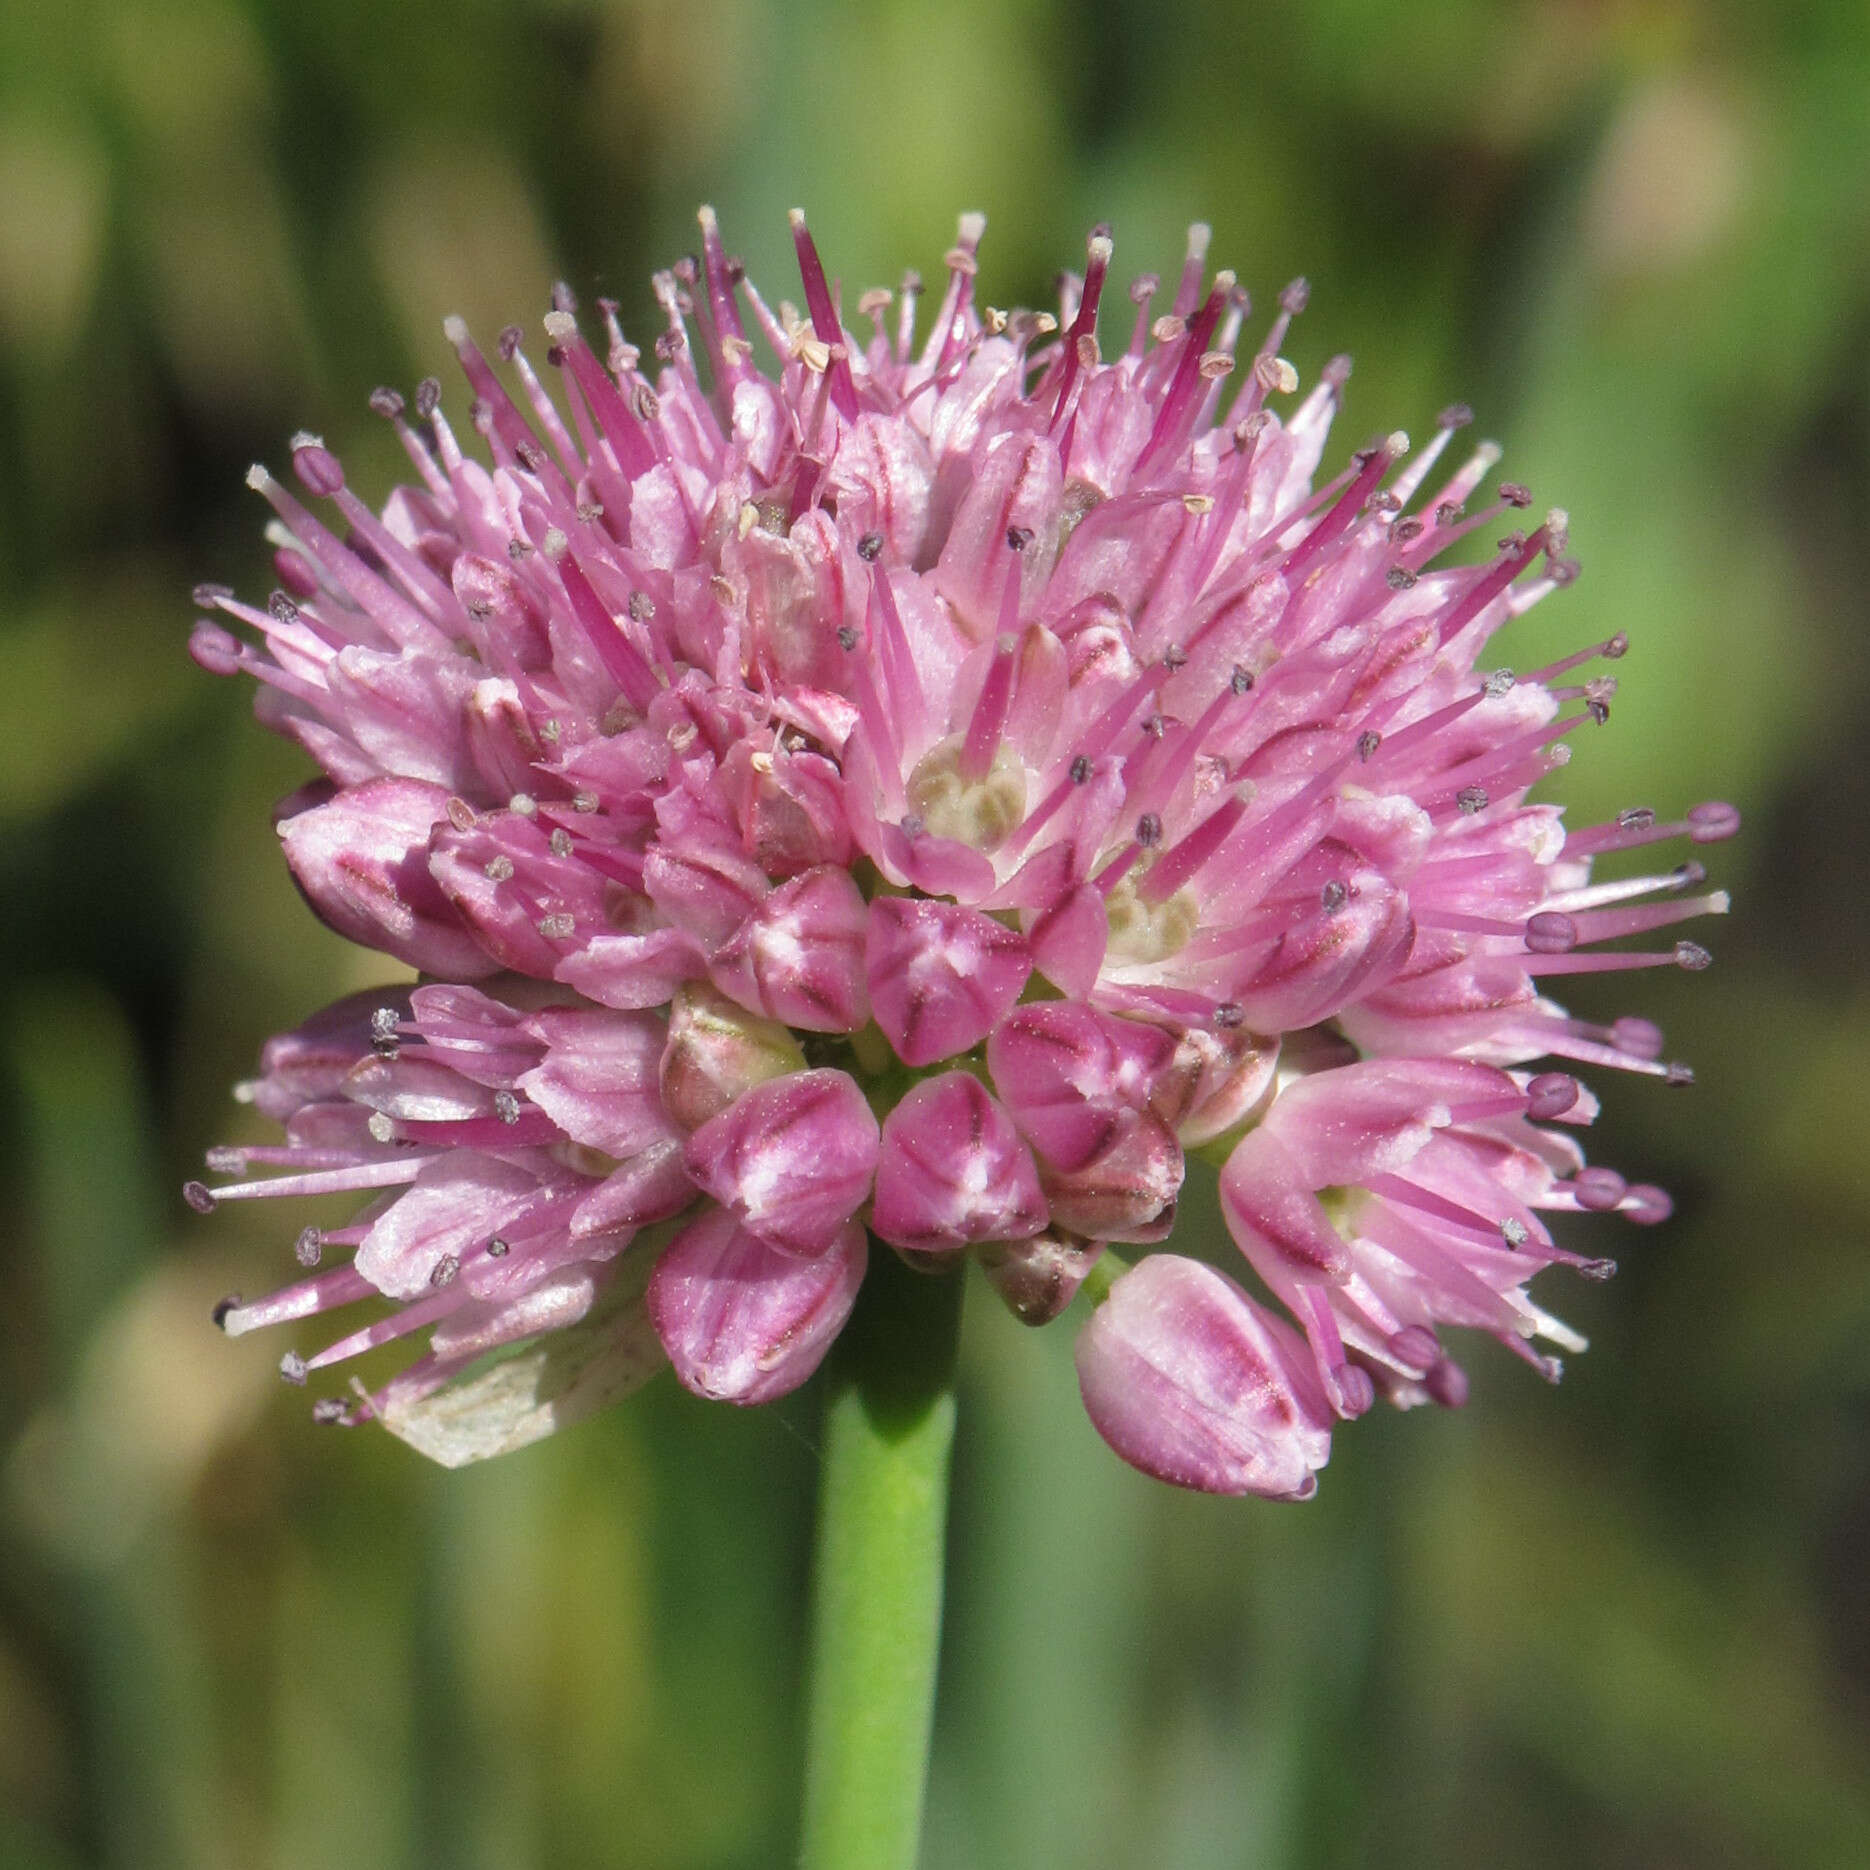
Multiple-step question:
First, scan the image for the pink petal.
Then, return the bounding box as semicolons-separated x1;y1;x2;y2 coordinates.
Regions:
571;1140;697;1237
682;1068;880;1255
516;1006;675;1157
555;927;707;1010
871;1073;1048;1253
866;897;1032;1068
986;1000;1178;1171
1218;1129;1353;1281
1229;873;1416;1032
709;865;870;1033
1075;1255;1332;1498
279;777;494;977
1039;1109;1184;1241
356;1152;548;1300
1027;882;1109;998
649;1209;866;1403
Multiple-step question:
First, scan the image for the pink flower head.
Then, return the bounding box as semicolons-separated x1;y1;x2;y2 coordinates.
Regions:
189;209;1727;1489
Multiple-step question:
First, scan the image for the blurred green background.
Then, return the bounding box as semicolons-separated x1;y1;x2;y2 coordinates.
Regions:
3;0;1868;1864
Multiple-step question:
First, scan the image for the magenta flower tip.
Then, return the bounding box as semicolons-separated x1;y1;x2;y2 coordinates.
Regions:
187;209;1727;1483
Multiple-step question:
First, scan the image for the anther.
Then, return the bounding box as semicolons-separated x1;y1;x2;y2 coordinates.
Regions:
1498;482;1533;509
312;1399;349;1425
1618;807;1656;831
1255;354;1299;395
1663;1061;1696;1087
1456;785;1490;814
1386;566;1417;590
857;531;884;562
1069;755;1092;784
1688;801;1741;842
211;1294;241;1329
1525;911;1578;954
537;913;576;941
205;1146;247;1173
1484;669;1516;697
1005;525;1034;553
488;1235;511;1257
295;1226;324;1268
184;1181;216;1214
415;377;442;419
548;827;574;858
280;1351;308;1386
1320;879;1347;913
1357;730;1381;760
269;591;300;625
367;1112;395;1143
1436;403;1474;430
1673;940;1713;971
1135;812;1163;848
369;386;405;419
509;792;537;817
1602;631;1629;659
485;856;515;882
1231;665;1254;695
192;581;234;608
837;625;859;651
1279;278;1310;315
1213;1001;1245;1029
430;1254;461;1289
1500;1217;1529;1248
1162;645;1188;671
628;590;656;622
572;791;599;814
1574;1167;1627;1211
447;797;477;832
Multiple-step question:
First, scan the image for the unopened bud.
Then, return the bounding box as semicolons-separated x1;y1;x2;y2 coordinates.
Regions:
658;981;806;1131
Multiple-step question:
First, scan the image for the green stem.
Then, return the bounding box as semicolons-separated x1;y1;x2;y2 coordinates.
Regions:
799;1245;964;1870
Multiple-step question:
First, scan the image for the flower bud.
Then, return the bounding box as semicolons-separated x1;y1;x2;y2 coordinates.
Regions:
978;1230;1104;1326
658;982;805;1131
1075;1255;1332;1498
279;778;495;978
709;865;869;1033
1039;1109;1184;1241
682;1068;879;1255
649;1209;866;1403
870;1073;1048;1252
866;897;1031;1068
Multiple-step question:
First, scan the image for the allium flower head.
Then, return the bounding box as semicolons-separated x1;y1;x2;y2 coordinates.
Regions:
188;208;1730;1489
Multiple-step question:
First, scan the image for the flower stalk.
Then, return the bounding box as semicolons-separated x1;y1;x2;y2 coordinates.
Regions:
799;1247;964;1870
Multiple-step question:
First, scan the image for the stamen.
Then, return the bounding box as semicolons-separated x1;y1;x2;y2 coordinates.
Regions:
198;1156;440;1204
1050;228;1112;427
960;627;1019;780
